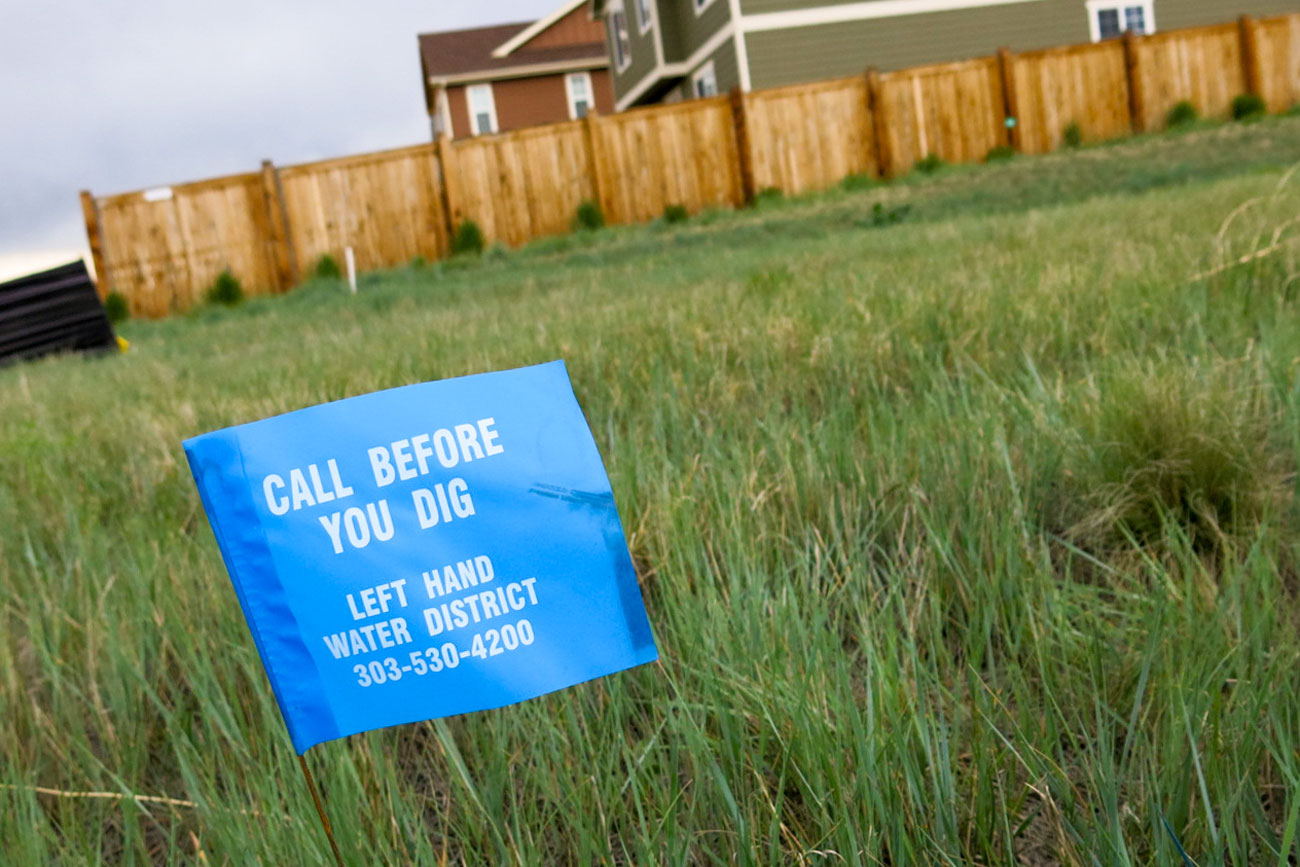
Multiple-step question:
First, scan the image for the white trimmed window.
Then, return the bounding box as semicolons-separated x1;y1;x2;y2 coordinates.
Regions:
693;0;719;15
1086;0;1155;42
692;60;717;99
566;72;594;120
609;10;631;72
635;0;654;34
466;83;498;136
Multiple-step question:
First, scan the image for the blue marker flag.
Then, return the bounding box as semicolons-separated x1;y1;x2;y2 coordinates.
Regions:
183;360;657;753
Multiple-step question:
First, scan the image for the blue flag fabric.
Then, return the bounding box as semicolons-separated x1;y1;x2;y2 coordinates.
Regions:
183;360;657;753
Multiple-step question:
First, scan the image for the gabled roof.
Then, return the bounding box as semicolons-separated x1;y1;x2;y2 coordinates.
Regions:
418;14;607;85
493;0;589;58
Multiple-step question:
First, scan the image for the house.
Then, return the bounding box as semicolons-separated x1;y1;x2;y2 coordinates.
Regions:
591;0;1300;110
419;0;615;139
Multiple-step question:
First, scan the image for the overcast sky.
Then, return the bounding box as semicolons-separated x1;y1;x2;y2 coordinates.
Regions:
0;1;558;280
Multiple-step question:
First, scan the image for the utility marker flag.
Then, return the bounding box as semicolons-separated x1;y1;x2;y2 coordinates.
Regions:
184;361;657;753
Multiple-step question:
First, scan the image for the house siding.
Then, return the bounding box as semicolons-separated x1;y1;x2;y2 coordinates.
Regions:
609;6;662;100
448;70;614;138
745;1;1084;88
521;4;607;50
673;0;735;61
673;36;742;99
1155;0;1300;29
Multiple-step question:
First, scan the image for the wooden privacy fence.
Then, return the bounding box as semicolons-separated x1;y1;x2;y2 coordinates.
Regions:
84;12;1300;317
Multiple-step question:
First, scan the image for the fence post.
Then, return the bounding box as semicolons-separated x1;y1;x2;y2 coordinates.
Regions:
865;67;892;178
1122;30;1147;132
996;47;1022;151
1239;15;1263;99
78;190;111;299
582;112;612;223
435;135;460;246
729;87;757;204
259;160;298;291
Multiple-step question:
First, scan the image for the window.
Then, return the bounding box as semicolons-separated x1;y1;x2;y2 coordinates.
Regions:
692;61;717;99
609;10;631;72
566;72;593;120
635;0;653;34
466;83;497;136
1086;1;1155;42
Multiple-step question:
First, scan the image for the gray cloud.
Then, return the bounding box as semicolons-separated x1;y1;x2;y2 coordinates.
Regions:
0;0;557;268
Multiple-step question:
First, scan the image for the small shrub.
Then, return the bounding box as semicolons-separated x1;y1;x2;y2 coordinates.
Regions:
1062;122;1083;149
985;145;1016;162
840;173;879;192
1166;100;1199;128
864;202;911;227
573;200;605;231
409;255;427;270
204;269;245;307
1054;363;1291;555
915;153;945;174
752;187;784;208
313;254;342;280
103;291;129;324
451;219;485;256
662;204;690;224
1232;92;1267;121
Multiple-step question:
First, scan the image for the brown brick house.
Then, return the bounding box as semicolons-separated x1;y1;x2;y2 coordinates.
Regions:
419;0;615;139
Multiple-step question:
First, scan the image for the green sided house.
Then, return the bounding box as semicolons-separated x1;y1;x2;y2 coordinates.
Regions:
591;0;1300;109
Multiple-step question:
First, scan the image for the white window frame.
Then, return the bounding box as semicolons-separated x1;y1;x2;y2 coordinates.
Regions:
694;0;719;15
565;71;594;120
609;9;632;72
691;60;718;99
1085;0;1156;42
466;83;498;136
635;0;654;34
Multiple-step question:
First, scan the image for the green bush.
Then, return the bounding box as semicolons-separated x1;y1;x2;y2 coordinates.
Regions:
103;291;129;324
915;153;945;174
839;173;878;192
451;219;485;256
1166;100;1199;128
204;269;245;307
573;200;605;231
662;204;690;224
1231;92;1267;121
409;255;427;270
985;145;1016;162
313;254;342;280
1055;363;1290;555
1062;122;1083;149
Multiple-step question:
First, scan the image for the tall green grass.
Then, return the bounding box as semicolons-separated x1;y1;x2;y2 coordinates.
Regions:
3;117;1300;864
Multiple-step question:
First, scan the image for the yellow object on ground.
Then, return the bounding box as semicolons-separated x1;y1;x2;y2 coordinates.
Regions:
116;336;129;353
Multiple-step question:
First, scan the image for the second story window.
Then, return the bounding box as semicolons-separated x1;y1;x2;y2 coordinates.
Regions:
636;0;653;33
467;83;498;136
610;10;631;72
1087;1;1155;42
566;72;593;120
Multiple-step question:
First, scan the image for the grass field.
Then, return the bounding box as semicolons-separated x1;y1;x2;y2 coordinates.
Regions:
4;116;1300;865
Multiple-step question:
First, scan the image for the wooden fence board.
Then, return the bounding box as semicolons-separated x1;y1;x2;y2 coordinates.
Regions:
1012;41;1131;153
278;144;447;276
447;122;594;246
594;98;744;224
745;76;875;195
96;172;274;318
877;58;1004;175
1132;22;1246;130
1256;14;1300;113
